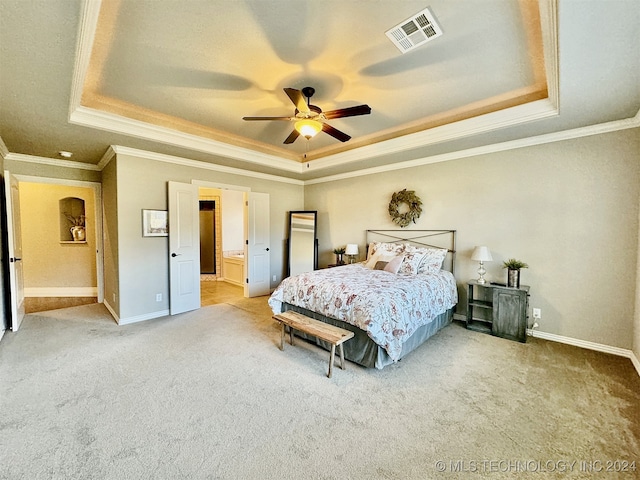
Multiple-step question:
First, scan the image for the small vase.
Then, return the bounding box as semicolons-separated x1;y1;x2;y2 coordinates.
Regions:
507;268;520;288
71;226;86;242
336;253;344;265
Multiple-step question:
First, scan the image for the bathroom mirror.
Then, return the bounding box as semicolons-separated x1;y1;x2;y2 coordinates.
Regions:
287;211;318;277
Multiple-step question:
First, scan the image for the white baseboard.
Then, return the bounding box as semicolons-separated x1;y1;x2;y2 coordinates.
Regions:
103;299;169;326
117;309;170;326
103;300;119;324
528;329;640;377
25;287;98;297
631;352;640;377
453;314;640;377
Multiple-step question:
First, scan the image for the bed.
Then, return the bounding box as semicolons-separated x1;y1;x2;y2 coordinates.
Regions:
268;230;458;369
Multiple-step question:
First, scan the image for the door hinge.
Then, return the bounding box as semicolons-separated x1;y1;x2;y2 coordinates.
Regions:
246;278;249;284
245;239;248;245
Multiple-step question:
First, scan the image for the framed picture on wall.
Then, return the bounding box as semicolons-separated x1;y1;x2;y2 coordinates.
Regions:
142;209;168;237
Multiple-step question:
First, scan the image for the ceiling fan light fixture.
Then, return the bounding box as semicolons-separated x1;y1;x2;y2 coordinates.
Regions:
295;119;322;139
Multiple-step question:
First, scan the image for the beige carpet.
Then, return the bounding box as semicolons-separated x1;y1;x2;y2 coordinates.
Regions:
0;299;638;479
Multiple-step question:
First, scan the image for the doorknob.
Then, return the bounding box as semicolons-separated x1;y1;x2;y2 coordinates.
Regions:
171;253;181;257
10;257;21;262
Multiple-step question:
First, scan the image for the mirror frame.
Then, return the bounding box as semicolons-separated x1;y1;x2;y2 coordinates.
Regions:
287;210;318;277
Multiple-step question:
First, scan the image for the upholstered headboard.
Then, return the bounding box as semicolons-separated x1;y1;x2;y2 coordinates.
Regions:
366;229;457;275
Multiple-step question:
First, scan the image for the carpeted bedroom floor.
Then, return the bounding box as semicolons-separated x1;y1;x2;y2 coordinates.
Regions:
0;294;638;479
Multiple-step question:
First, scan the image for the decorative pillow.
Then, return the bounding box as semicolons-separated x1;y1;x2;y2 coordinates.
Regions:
365;252;399;269
383;255;404;274
367;242;404;260
397;246;427;275
417;248;448;274
373;261;388;270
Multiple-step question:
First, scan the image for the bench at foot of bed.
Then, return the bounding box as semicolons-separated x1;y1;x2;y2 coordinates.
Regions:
273;311;355;378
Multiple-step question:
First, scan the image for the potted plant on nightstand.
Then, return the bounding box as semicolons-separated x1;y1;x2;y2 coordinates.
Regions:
333;246;346;265
503;258;528;288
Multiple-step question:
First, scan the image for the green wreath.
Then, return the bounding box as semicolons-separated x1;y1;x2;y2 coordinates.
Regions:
388;189;422;228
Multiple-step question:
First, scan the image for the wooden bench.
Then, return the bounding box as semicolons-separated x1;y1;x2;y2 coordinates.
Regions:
273;311;355;378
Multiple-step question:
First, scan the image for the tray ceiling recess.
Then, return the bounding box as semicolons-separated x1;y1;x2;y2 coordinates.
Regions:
385;7;443;53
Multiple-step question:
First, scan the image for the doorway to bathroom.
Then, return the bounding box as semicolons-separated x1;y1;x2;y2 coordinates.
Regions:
198;186;245;305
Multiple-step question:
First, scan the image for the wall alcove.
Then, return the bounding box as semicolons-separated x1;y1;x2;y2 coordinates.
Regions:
59;197;86;243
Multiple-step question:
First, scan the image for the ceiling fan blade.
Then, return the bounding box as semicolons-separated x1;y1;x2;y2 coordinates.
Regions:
284;88;310;114
242;116;293;121
283;129;300;144
322;123;351;142
322;104;371;120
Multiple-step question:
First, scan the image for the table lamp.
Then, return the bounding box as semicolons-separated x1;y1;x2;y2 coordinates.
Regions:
345;244;359;264
471;246;492;284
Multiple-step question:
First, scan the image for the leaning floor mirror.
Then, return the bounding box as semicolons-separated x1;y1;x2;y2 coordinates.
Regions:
287;211;318;277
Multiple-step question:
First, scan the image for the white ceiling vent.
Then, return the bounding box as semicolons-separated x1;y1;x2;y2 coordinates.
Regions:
385;7;443;54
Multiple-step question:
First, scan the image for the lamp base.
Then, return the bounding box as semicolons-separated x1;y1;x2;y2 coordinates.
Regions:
476;261;487;284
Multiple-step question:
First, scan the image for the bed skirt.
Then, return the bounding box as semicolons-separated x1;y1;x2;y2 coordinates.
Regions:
280;303;454;369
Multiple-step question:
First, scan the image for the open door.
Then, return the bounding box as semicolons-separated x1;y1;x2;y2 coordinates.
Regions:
245;192;270;297
168;181;200;314
3;171;25;331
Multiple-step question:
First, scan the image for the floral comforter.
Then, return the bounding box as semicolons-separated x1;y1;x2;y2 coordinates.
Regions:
268;263;458;361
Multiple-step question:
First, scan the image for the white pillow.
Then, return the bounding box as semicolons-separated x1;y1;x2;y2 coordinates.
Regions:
397;247;427;275
417;248;448;273
367;242;404;260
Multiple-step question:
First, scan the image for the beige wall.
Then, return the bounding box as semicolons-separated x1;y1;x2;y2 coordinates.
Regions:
19;182;97;290
101;159;119;317
305;128;640;350
110;152;304;321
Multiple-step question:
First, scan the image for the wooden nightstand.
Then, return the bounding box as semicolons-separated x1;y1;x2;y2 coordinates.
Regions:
466;281;530;343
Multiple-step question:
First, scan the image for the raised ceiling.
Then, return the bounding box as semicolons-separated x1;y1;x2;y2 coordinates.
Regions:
0;0;638;180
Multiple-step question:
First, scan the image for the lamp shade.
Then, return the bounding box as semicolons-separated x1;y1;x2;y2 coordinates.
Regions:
295;119;322;138
345;244;359;255
471;246;493;262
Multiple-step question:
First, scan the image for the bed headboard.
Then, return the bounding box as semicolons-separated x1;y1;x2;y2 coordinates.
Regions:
366;229;457;275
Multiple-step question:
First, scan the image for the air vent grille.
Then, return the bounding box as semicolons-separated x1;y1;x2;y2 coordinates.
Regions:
385;7;442;54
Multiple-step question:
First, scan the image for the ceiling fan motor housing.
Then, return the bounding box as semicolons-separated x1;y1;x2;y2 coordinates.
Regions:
301;86;315;99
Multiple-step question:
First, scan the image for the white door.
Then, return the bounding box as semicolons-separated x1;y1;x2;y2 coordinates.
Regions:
3;171;25;331
168;181;201;314
245;192;270;297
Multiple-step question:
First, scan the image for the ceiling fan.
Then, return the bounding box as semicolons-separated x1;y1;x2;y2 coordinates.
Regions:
242;87;371;144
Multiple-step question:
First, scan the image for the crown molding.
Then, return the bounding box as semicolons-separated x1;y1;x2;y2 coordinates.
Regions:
96;146;116;170
305;112;640;185
69;106;304;174
307;97;558;173
4;152;102;171
6;108;637;186
539;0;559;108
110;145;304;185
69;0;102;116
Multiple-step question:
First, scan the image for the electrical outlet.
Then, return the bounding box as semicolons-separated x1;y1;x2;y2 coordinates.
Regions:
533;308;541;319
156;293;162;302
113;293;116;302
272;275;277;282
